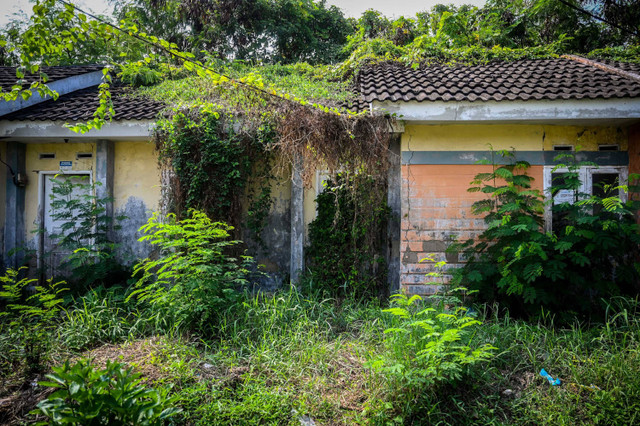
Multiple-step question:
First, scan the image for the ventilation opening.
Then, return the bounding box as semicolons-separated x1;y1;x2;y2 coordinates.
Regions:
598;144;619;151
553;145;574;151
76;152;93;159
39;153;55;159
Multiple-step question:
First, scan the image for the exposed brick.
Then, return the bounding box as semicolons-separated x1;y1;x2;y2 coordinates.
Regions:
402;284;444;296
402;251;418;263
422;240;447;252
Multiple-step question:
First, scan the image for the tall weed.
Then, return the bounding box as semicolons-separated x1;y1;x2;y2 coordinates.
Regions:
130;210;253;335
58;286;149;352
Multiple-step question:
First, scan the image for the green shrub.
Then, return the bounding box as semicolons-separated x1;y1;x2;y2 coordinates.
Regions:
451;151;640;319
130;210;252;334
368;293;495;400
0;268;66;373
34;359;180;425
305;173;390;299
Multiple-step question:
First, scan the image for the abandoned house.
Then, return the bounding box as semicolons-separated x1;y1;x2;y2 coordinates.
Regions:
1;57;640;294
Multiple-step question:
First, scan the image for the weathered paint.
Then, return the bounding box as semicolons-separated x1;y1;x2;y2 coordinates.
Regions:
386;135;402;293
402;124;628;152
400;163;544;294
113;141;160;211
376;98;640;124
0;142;6;259
303;177;318;241
24;142;96;237
402;151;629;166
399;123;633;294
4;142;26;268
629;124;640;222
0;120;156;141
241;164;292;290
290;155;304;283
111;141;161;264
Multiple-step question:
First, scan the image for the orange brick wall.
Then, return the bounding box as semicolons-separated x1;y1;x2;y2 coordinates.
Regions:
401;164;544;294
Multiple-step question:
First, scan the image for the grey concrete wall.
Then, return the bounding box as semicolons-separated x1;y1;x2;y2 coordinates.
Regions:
95;139;115;239
290;155;304;284
386;134;402;293
3;141;26;269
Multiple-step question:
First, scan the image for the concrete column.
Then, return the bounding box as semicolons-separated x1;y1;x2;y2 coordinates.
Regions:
290;155;304;284
3;141;26;269
95;140;114;236
386;134;402;293
629;124;640;223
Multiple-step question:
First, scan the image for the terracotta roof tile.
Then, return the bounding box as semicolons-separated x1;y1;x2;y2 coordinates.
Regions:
356;58;640;103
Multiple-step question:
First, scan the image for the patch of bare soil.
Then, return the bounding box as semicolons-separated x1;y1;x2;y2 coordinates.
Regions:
0;374;55;426
304;346;374;425
0;336;207;425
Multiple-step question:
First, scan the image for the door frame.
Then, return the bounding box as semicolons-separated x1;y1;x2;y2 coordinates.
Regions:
37;170;93;275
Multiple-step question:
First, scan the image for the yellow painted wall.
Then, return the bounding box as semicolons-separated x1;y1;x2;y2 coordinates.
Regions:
402;124;628;152
303;172;318;241
24;142;96;234
113;141;161;211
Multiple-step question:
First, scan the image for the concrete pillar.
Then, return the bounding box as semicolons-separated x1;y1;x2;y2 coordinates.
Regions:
290;155;304;284
628;124;640;223
95;140;114;236
3;141;26;269
386;134;402;293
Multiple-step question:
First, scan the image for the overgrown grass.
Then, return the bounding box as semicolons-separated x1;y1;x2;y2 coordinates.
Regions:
170;292;389;425
3;285;640;425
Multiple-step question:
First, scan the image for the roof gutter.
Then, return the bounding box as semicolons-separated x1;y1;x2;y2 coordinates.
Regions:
0;70;105;117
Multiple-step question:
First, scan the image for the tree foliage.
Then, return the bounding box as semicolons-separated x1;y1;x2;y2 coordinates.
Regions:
111;0;353;64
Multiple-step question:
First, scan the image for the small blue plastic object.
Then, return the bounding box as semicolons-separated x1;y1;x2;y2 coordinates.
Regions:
540;368;561;386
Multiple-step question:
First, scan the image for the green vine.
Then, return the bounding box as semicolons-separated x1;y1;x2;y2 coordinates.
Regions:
154;108;274;243
305;173;390;299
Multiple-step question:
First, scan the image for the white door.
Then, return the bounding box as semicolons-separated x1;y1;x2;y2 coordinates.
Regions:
42;174;91;278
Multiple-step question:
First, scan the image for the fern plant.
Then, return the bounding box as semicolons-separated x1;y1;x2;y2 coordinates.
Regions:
0;268;67;373
450;150;640;319
48;175;126;289
367;292;495;401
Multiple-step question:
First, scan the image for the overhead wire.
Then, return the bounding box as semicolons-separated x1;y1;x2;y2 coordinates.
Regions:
556;0;640;39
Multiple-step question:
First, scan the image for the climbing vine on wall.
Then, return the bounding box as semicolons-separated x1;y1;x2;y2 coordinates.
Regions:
306;173;390;299
154;108;274;241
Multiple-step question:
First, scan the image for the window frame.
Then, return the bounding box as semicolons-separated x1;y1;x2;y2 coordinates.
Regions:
542;165;628;232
